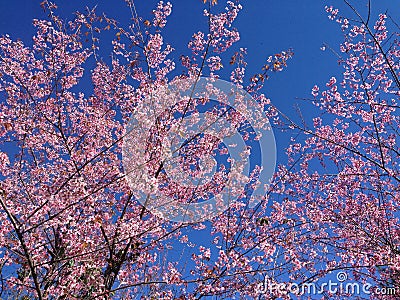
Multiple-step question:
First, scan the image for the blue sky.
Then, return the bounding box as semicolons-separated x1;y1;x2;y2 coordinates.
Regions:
1;0;399;297
1;1;399;156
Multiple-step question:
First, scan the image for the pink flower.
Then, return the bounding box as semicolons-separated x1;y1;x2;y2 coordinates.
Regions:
311;85;319;97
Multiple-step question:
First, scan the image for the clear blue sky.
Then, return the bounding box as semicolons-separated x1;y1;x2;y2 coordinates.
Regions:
1;0;399;159
1;0;399;297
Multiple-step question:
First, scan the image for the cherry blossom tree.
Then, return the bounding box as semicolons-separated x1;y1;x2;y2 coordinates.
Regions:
0;0;291;298
0;0;398;299
264;2;400;299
